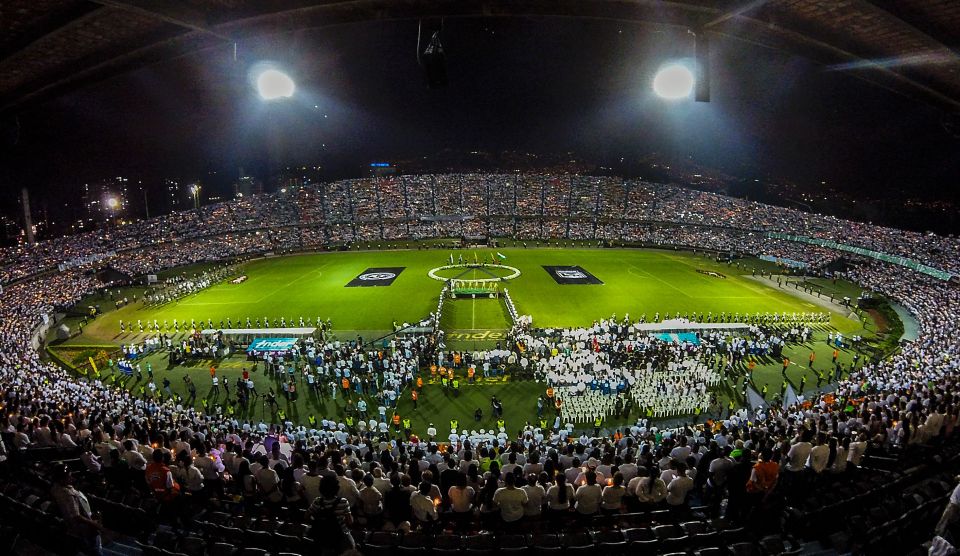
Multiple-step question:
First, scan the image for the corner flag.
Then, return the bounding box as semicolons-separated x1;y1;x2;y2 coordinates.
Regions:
496;252;507;260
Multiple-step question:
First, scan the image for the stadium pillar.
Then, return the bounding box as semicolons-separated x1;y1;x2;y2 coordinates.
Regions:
695;32;710;103
21;187;35;245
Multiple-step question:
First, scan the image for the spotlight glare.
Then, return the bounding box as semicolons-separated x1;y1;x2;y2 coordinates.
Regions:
653;64;695;100
257;69;295;100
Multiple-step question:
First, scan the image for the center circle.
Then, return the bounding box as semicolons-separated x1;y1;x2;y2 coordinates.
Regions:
427;263;522;282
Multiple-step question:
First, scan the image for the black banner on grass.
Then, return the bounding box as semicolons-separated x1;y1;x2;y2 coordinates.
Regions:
346;267;405;287
542;265;603;285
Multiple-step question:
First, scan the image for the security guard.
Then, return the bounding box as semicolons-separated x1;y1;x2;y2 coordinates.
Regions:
496;418;505;430
277;409;286;421
402;418;412;434
308;415;317;427
345;415;354;430
594;416;603;436
452;378;460;395
539;419;548;430
392;413;401;433
450;418;459;432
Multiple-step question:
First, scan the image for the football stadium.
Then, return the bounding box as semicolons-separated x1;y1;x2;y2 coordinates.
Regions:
1;3;960;556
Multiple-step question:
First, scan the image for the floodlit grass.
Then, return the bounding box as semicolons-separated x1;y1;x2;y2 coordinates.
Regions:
73;248;862;339
53;247;883;431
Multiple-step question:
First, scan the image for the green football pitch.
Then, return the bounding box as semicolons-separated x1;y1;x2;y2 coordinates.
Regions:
70;247;864;339
51;247;886;434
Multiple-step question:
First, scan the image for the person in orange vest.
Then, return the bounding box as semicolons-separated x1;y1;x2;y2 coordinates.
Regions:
832;349;839;363
430;365;438;380
145;449;180;503
747;360;756;373
392;413;401;433
467;366;475;383
546;387;555;399
447;368;454;381
554;397;563;415
209;366;216;379
416;376;424;390
341;377;351;401
808;351;816;369
453;352;461;367
782;357;790;376
412;389;419;409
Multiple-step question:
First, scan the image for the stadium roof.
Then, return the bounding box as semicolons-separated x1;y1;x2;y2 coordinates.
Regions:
2;0;960;113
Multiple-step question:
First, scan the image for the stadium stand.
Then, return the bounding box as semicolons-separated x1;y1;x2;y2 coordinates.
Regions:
1;174;959;555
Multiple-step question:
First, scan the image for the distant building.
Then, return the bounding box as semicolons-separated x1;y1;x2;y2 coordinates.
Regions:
366;162;396;178
234;168;260;197
271;165;322;192
164;178;182;212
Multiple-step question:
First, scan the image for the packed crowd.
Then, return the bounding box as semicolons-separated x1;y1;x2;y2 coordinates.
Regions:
1;180;960;552
2;174;957;284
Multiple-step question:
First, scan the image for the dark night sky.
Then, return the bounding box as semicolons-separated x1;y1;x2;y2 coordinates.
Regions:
3;17;959;224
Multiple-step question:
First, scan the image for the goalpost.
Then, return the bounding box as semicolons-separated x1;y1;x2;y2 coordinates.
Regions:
450;279;501;298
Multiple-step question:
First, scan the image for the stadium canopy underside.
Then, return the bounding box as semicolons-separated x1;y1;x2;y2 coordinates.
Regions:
1;0;960;113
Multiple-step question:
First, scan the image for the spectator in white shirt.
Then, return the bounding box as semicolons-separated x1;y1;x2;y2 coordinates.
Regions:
786;431;814;473
574;471;603;515
522;473;546;517
601;472;627;514
493;473;529;523
666;462;694;506
806;433;831;474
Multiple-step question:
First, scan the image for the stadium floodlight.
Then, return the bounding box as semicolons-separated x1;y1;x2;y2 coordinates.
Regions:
190;184;201;209
106;197;119;209
256;69;295;101
653;64;695;100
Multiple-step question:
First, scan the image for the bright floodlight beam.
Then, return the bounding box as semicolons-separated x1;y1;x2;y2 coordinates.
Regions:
653;64;695;100
257;69;295;100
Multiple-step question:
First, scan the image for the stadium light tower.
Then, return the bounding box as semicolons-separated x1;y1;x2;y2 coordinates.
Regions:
190;184;201;209
653;64;695;100
256;69;295;101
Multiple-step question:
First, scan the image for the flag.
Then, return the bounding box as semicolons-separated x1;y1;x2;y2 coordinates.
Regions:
449;253;454;265
458;254;464;264
497;252;507;260
745;385;769;410
784;384;799;407
474;252;478;264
